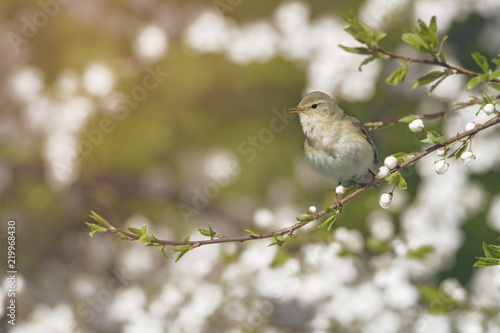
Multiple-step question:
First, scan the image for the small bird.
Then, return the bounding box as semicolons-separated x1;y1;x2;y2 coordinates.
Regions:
290;91;378;186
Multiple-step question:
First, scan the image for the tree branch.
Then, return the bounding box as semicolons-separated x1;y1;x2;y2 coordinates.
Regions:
365;95;500;128
102;114;500;248
372;47;500;83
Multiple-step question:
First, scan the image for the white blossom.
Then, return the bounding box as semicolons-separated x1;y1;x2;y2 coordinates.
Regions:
434;159;449;175
483;103;496;115
308;205;317;214
437;147;446;157
465;122;477;132
378;166;391;179
335;185;347;195
409;119;425;133
384;155;398;169
461;151;476;167
379;192;393;209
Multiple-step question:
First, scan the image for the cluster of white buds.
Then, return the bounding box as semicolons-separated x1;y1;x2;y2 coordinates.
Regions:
409;119;425;133
378;155;399;179
379;192;393;209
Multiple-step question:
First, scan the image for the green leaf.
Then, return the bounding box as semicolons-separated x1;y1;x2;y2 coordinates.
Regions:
385;172;408;190
161;246;169;259
428;75;448;95
408;245;434;259
483;242;500;258
385;64;408;85
174;251;189;262
437;35;449;61
245;229;258;236
342;12;382;47
466;74;489;90
372;31;387;42
393;152;416;163
138;228;151;245
116;232;130;240
489;82;500;91
473;257;500;267
471;52;489;73
481;88;493;104
171;237;192;262
398;115;418;124
89;211;112;229
357;55;378;71
318;212;338;231
411;71;446;89
490;70;500;79
85;222;107;237
402;32;430;53
420;129;444;144
492;57;500;67
128;227;142;236
438;52;447;64
449;140;468;159
296;215;315;222
171;244;191;253
323;205;337;214
268;232;285;247
339;45;370;55
198;222;216;239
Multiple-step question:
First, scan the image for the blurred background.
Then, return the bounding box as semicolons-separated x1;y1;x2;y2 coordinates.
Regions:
1;0;500;332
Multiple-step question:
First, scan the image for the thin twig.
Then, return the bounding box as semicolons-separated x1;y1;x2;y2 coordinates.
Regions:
372;47;500;83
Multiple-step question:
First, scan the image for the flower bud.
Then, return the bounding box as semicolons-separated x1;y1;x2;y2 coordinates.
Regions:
409;119;425;133
460;151;476;167
483;103;496;115
308;206;317;214
335;185;347;195
377;166;390;179
465;122;477;132
437;147;446;157
384;155;398;169
434;160;449;175
379;192;393;209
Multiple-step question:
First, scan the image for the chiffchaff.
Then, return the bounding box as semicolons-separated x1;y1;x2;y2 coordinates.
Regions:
290;91;378;185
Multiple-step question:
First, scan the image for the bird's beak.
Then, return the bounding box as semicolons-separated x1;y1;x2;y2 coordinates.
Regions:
288;106;305;114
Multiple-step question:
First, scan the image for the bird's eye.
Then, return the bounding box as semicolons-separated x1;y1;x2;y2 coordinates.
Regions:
311;104;318;109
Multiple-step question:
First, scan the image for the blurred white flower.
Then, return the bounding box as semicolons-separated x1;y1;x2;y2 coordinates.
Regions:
83;62;115;97
134;25;168;61
440;278;467;303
